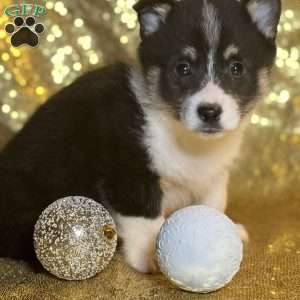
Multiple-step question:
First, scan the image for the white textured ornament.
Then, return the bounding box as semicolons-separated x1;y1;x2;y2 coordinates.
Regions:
34;196;117;280
156;205;243;293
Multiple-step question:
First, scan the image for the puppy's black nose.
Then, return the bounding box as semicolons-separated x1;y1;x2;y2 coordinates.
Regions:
197;104;222;123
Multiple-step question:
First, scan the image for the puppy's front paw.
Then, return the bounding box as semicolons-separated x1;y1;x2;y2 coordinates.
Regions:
116;215;165;274
235;223;249;242
124;243;159;274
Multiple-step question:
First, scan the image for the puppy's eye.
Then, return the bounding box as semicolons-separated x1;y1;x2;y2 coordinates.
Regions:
175;61;192;77
230;62;244;78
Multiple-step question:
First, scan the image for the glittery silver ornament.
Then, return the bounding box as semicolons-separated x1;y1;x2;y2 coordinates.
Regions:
34;196;117;280
156;205;243;293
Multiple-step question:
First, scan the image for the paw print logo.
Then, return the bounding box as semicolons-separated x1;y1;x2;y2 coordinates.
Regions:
5;16;45;48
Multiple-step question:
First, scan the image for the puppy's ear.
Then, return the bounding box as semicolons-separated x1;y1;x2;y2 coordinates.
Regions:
245;0;281;40
133;0;174;39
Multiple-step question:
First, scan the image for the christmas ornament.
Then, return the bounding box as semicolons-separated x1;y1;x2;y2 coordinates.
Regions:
34;196;117;280
156;205;243;293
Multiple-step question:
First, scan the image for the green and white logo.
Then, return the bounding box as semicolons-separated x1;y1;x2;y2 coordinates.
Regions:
4;0;47;18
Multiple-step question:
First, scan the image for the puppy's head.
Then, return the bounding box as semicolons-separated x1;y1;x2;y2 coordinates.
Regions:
134;0;281;137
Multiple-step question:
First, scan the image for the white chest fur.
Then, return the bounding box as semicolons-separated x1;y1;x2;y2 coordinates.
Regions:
143;111;244;216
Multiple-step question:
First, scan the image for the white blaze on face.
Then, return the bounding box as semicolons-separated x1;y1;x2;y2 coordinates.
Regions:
182;82;241;132
202;0;221;81
180;3;241;134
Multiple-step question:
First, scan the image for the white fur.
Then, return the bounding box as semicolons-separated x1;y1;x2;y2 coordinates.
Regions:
114;214;165;273
201;171;229;212
143;110;244;214
143;110;249;247
202;0;221;81
236;224;249;242
160;177;196;218
202;0;220;48
224;44;239;60
207;51;215;81
130;68;244;214
183;82;241;132
128;68;249;273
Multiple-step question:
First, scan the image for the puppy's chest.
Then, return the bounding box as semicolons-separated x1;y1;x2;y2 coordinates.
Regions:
144;117;241;215
150;143;224;216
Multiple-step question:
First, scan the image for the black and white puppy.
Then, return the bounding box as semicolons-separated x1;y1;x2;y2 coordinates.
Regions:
0;0;281;273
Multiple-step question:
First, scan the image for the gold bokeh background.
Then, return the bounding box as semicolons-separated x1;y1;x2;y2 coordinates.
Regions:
0;0;299;299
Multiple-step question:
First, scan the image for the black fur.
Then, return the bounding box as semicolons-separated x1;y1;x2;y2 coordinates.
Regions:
0;63;162;259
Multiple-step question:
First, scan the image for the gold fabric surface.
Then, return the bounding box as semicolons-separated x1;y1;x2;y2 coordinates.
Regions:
0;0;300;299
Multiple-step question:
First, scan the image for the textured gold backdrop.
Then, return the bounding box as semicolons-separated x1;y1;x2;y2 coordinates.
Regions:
0;1;299;300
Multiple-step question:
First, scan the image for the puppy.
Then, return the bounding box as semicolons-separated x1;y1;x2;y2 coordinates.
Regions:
0;0;281;273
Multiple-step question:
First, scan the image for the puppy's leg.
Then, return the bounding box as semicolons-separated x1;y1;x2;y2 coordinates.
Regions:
200;171;249;242
201;171;229;213
235;223;249;242
115;214;165;273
